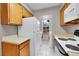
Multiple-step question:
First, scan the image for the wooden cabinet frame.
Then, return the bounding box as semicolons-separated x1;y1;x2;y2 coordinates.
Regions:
60;3;70;26
60;3;79;26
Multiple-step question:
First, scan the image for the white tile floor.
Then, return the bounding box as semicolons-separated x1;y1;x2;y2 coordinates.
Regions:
36;41;62;56
35;32;63;56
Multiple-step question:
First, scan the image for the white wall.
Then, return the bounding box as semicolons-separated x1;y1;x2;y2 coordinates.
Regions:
0;25;17;55
33;5;66;34
63;24;79;34
2;25;17;36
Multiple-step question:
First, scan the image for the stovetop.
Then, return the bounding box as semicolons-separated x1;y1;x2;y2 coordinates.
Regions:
58;38;76;41
65;44;79;51
58;38;68;41
58;38;79;51
54;34;79;53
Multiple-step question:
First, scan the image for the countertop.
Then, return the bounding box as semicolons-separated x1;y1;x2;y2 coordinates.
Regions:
2;35;30;45
54;32;79;55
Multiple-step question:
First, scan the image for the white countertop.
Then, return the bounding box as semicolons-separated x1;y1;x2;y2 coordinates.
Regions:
2;35;30;45
54;32;79;55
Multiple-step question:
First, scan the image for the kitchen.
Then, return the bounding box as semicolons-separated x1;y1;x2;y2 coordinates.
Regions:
0;3;79;56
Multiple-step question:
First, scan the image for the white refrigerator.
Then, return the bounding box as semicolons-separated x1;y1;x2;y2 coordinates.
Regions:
18;17;42;56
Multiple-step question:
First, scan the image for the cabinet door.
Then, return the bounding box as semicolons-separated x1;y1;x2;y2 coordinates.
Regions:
1;4;9;25
0;4;1;24
20;44;30;56
2;42;19;56
9;4;22;25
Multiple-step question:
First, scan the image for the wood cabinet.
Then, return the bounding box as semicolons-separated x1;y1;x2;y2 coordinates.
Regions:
20;43;29;56
0;4;1;24
2;40;30;56
60;3;79;26
22;7;33;18
64;4;76;23
9;4;22;25
60;3;70;26
1;3;22;25
1;3;33;25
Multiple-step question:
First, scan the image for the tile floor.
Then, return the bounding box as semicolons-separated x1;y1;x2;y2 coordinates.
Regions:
36;41;62;56
35;31;63;56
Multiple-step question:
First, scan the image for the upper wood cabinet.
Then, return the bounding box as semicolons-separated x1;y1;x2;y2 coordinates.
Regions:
1;3;33;25
60;3;79;26
0;4;1;24
60;3;70;26
1;3;22;25
22;7;33;18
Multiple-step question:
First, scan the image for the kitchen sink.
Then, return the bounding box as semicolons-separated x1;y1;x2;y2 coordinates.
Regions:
65;44;79;51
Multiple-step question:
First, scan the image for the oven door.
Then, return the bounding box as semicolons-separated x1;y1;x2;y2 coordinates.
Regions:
55;39;68;56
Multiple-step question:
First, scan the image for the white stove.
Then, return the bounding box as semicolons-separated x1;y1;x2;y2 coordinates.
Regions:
54;34;79;56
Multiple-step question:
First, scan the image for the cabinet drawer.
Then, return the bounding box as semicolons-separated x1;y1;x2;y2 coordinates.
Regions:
20;40;30;49
20;45;30;56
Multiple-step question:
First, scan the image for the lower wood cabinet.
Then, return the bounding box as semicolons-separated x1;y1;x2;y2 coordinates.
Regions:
20;44;29;56
2;40;30;56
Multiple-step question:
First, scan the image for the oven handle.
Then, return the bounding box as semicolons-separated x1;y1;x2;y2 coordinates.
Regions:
55;39;69;56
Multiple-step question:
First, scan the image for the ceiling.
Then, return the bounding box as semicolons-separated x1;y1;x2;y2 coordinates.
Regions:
25;3;61;11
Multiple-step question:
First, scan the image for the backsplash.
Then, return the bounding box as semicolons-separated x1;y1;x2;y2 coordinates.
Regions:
63;24;79;34
2;25;17;36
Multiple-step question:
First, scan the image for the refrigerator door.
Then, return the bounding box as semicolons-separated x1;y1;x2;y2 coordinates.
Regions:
18;17;41;56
